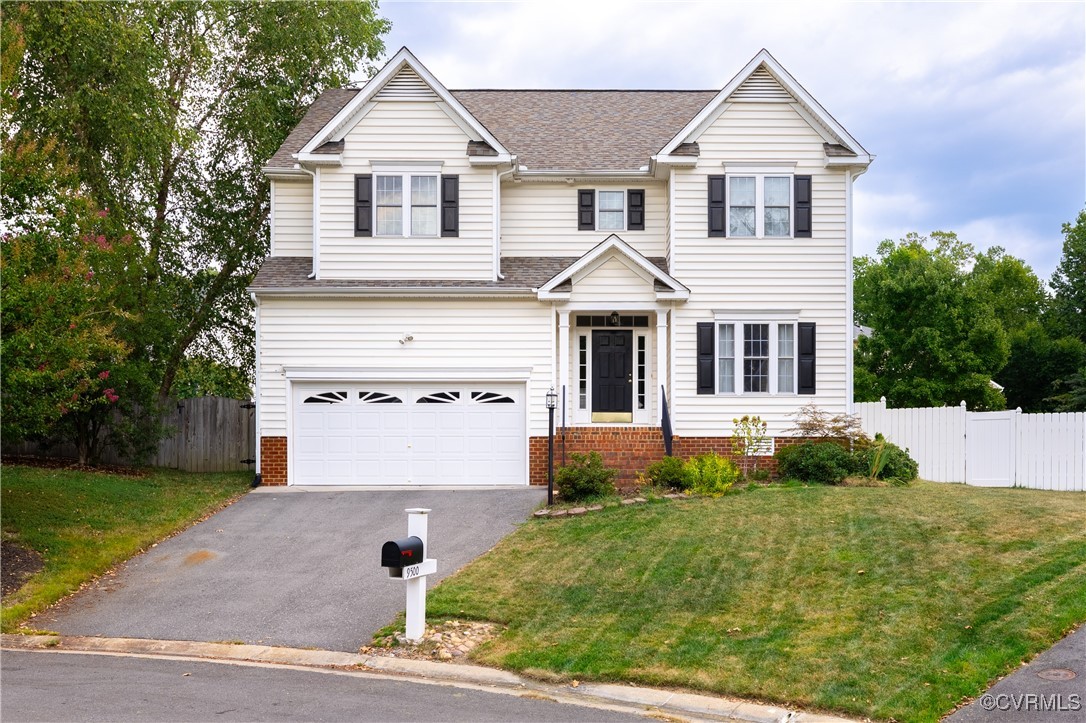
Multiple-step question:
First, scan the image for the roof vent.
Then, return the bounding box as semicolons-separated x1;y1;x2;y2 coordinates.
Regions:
375;66;438;100
727;66;794;102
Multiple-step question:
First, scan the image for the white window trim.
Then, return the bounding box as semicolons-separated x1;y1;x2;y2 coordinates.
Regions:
373;169;441;239
725;174;793;239
714;319;798;396
596;189;626;232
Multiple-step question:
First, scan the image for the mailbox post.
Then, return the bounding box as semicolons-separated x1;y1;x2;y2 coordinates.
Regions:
380;508;438;641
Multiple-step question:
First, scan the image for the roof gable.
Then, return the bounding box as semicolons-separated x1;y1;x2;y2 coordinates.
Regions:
658;49;870;162
537;235;688;300
298;47;510;161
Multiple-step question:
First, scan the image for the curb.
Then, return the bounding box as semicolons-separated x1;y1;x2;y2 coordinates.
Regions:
2;634;855;723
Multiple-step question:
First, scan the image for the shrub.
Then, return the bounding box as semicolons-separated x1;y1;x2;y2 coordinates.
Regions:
645;455;692;491
775;441;859;485
732;415;770;472
786;403;871;448
683;453;740;496
854;435;919;484
555;452;617;502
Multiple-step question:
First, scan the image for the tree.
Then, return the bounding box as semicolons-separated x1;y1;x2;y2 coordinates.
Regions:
854;232;1009;410
1049;209;1086;341
7;1;389;397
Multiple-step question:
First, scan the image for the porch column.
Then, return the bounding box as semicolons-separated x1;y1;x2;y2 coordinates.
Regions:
558;309;571;422
657;309;669;424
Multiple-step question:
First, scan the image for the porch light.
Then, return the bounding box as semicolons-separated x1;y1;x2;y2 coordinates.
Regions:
609;311;620;326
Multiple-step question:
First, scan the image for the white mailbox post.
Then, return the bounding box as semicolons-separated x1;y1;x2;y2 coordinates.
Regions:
380;508;438;641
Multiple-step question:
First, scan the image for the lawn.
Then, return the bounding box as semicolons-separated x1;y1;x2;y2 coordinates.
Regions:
427;481;1086;722
1;464;250;632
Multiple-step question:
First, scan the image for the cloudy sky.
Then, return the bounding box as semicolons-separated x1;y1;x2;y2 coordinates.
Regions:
370;0;1084;283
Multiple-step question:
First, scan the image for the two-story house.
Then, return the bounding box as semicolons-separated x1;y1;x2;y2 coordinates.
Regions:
250;47;872;487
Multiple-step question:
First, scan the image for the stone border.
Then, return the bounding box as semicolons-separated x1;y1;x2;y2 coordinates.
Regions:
532;493;688;518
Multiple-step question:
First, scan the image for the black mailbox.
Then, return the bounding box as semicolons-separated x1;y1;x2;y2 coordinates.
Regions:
381;536;424;569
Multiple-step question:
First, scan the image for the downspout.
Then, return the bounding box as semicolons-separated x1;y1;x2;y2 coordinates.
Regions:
845;168;861;415
251;292;262;485
493;160;517;280
294;163;319;279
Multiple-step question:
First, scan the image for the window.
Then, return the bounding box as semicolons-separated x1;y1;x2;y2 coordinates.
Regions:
374;173;439;237
716;322;797;394
636;336;646;410
598;191;625;230
727;175;791;238
578;335;588;409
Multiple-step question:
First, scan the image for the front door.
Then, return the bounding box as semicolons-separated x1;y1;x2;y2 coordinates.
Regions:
592;330;633;422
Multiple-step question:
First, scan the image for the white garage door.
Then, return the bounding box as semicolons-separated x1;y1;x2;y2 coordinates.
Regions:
292;383;526;486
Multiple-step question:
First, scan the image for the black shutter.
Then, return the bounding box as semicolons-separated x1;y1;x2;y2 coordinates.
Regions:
794;175;812;238
627;189;645;231
708;175;726;237
441;174;459;237
696;322;715;395
798;322;816;394
578;189;595;230
354;174;372;237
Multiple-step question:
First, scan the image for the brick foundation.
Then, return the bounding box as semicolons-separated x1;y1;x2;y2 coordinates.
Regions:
530;428;802;490
260;436;288;486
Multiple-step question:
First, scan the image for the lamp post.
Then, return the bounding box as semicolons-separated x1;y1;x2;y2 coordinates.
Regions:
546;386;557;505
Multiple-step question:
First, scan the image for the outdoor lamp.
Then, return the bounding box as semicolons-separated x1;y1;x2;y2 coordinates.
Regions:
546;386;557;505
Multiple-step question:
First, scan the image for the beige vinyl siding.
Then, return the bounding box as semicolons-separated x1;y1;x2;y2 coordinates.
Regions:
271;180;313;258
501;182;667;259
258;297;552;437
318;101;493;280
569;256;658;305
670;102;850;436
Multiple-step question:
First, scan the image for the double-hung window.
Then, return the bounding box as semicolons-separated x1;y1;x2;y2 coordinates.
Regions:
716;321;797;394
374;173;439;237
728;174;792;238
597;190;625;230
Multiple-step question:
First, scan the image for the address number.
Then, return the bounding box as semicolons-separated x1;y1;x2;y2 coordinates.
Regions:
402;564;421;579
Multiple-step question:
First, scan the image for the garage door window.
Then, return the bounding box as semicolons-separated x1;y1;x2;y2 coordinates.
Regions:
359;391;402;404
304;391;348;404
471;391;515;404
417;391;460;404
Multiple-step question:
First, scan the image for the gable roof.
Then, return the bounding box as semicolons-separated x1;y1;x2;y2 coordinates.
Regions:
264;49;870;174
537;235;689;300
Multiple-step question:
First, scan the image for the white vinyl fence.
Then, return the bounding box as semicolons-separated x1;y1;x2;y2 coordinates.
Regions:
855;398;1085;491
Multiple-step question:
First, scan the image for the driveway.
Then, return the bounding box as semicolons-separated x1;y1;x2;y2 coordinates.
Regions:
32;487;545;652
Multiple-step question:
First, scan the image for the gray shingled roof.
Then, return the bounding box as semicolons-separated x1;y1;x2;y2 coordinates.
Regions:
264;87;717;172
249;255;669;292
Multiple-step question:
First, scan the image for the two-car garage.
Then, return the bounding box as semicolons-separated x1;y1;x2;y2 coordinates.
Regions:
291;383;526;486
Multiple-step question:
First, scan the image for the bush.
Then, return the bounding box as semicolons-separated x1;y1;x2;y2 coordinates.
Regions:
775;441;858;485
854;435;919;484
555;452;617;502
645;455;692;491
683;453;740;496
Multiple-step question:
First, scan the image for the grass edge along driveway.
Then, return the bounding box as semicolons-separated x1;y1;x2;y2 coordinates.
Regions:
2;464;250;632
427;481;1086;722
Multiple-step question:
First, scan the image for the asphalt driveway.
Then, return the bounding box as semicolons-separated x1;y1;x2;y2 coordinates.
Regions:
32;487;545;652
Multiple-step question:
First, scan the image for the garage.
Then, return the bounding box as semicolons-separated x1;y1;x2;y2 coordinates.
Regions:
291;383;526;486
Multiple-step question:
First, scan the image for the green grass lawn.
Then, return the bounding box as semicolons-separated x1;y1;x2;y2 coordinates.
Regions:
427;481;1086;722
1;464;250;632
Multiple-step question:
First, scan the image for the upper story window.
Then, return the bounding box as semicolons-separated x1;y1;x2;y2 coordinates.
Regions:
728;175;791;238
355;168;458;238
577;189;645;232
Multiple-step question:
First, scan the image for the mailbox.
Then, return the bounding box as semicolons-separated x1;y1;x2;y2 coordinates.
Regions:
381;536;424;569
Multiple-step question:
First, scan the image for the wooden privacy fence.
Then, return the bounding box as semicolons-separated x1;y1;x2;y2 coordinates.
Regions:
4;396;256;473
855;398;1085;491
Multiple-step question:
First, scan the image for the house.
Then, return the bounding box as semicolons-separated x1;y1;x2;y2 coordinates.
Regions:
250;47;872;487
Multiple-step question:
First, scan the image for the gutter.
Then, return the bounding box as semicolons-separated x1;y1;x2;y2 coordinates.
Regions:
293;164;319;279
248;286;536;299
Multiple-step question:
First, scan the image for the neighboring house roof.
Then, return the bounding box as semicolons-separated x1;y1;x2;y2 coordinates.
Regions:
250;255;670;295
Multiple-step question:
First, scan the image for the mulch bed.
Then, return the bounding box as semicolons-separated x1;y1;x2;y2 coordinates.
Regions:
1;538;43;598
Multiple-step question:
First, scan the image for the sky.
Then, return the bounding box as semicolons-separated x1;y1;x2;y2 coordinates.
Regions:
367;0;1084;284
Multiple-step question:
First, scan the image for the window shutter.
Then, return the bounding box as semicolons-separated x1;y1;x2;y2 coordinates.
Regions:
798;322;816;394
441;174;459;237
697;322;715;394
708;175;726;237
794;175;812;238
578;189;595;230
354;174;372;237
627;189;645;231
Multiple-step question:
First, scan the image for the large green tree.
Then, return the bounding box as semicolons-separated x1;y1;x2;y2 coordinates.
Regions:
854;232;1010;410
7;1;388;395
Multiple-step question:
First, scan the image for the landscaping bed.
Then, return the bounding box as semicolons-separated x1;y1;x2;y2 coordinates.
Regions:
426;481;1086;722
1;464;250;631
